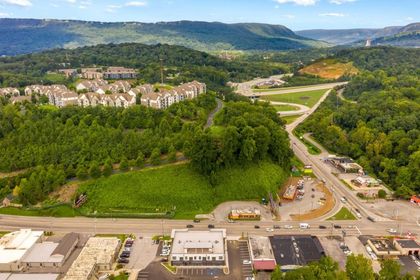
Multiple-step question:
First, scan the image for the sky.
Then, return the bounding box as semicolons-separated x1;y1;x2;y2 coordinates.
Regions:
0;0;418;30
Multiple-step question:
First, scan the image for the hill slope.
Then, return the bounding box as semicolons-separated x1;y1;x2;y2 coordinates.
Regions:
296;23;419;46
0;19;327;55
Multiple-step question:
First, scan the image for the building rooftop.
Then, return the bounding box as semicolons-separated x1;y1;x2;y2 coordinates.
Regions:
0;274;58;280
0;229;43;264
369;238;396;252
170;229;226;255
62;237;120;280
21;242;63;264
249;236;275;260
395;239;420;249
269;235;325;269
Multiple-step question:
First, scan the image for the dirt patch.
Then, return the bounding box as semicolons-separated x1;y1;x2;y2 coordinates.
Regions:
0;169;28;179
290;182;334;221
49;182;79;203
299;59;359;79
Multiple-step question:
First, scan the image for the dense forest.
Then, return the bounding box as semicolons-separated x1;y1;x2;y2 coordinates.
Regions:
0;42;288;96
188;102;291;180
298;47;420;195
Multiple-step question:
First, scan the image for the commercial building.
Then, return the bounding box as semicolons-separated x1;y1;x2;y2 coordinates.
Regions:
327;157;363;174
249;236;276;271
0;229;44;272
269;235;325;270
367;238;400;258
393;239;420;256
228;208;261;220
21;233;78;268
170;229;227;267
63;237;120;280
0;273;59;280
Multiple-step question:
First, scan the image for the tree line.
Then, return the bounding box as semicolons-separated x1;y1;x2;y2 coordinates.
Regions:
271;255;417;280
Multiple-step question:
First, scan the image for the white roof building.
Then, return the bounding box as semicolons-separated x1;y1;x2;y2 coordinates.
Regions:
0;229;43;272
0;273;58;280
170;229;227;267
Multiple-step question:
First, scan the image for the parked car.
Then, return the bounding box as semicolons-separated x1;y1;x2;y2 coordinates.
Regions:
123;247;131;252
120;252;130;258
208;224;215;229
254;225;260;229
243;260;252;265
118;258;129;264
186;224;194;228
319;225;327;229
124;242;133;247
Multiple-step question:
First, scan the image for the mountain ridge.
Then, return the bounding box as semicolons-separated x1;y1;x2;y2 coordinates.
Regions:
296;23;419;46
0;18;327;56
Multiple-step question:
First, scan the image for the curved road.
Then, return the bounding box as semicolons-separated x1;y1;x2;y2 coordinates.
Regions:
204;98;223;128
271;101;310;116
0;83;418;237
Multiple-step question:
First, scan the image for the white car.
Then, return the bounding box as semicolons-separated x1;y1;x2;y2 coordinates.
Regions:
299;223;310;229
284;225;293;229
388;228;397;234
266;228;274;232
243;260;252;265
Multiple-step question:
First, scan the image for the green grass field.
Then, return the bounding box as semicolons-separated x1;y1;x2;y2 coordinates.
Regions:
272;104;300;112
261;89;327;108
0;204;78;217
328;207;357;220
281;115;302;124
253;84;319;93
78;161;287;219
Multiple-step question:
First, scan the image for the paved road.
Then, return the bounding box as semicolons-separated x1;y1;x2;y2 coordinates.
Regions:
205;98;223;129
0;214;417;237
270;101;310;116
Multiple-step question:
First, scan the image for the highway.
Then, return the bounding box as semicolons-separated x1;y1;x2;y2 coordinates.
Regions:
0;82;418;238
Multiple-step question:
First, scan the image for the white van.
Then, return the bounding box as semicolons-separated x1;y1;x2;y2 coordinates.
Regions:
299;223;310;229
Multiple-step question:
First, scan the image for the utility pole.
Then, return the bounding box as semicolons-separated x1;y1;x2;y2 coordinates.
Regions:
160;58;164;85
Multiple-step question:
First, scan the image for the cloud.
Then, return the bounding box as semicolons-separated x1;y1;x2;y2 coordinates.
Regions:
275;0;317;6
1;0;32;7
0;11;10;16
319;12;345;17
329;0;356;4
125;1;147;7
66;0;76;3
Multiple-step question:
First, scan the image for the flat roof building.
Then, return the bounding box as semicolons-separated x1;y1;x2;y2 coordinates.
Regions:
170;229;227;267
0;229;43;272
269;235;325;270
367;238;400;258
0;273;59;280
249;236;276;271
62;237;120;280
393;239;420;256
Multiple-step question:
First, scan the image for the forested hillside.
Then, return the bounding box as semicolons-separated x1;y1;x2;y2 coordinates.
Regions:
0;43;288;95
0;19;327;55
297;47;420;194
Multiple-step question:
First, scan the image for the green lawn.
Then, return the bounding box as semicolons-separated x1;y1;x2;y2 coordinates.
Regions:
281;115;302;124
328;207;357;220
78;161;287;219
272;104;300;112
0;204;78;217
293;131;321;155
253;85;318;93
261;89;327;107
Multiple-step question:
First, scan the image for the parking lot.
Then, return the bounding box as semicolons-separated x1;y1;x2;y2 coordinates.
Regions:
319;236;346;268
227;240;253;280
126;236;159;270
